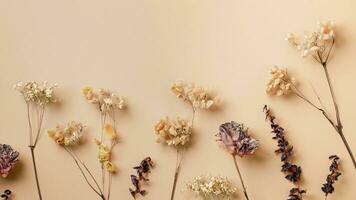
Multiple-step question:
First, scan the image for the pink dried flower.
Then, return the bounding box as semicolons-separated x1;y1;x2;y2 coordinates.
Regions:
217;121;258;157
0;144;19;178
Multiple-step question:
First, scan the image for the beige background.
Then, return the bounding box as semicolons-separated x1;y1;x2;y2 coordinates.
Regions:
0;0;355;199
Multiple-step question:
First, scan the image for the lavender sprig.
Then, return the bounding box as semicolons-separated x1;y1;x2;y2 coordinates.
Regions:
263;105;306;200
322;155;341;199
129;157;154;199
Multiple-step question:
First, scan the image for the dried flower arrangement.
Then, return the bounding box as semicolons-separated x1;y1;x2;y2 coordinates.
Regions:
154;80;218;200
82;86;126;200
0;144;19;178
1;190;12;200
322;155;341;200
216;121;258;200
266;21;355;170
129;157;154;199
263;106;306;200
14;81;57;200
186;176;237;200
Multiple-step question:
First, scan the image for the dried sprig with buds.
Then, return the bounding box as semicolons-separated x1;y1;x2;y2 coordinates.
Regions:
154;80;219;200
186;176;237;200
216;121;258;200
1;190;12;200
82;86;126;200
0;144;19;178
14;81;57;200
268;21;356;170
322;155;341;200
263;106;306;200
129;157;154;199
48;121;106;199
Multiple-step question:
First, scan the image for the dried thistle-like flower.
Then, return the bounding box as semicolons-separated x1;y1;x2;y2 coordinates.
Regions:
263;105;306;199
266;67;296;96
171;80;218;110
48;121;85;147
0;144;19;178
14;81;57;106
322;155;341;199
154;117;192;146
129;157;154;199
186;176;237;199
286;21;335;59
217;121;258;157
82;86;125;113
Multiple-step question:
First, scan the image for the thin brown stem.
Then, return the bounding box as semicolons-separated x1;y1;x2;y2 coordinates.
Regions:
34;106;45;147
232;155;250;200
170;148;182;200
26;103;34;145
29;146;43;200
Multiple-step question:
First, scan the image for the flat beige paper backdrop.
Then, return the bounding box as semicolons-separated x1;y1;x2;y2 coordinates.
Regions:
0;0;355;199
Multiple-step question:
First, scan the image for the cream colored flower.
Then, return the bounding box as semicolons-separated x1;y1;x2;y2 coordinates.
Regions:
186;176;236;199
14;81;57;106
318;21;335;40
266;67;296;96
82;86;125;113
104;161;116;173
171;81;218;110
154;117;192;147
48;121;85;147
97;144;111;163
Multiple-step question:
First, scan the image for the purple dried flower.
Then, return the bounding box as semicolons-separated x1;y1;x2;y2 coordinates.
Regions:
129;157;154;199
0;144;19;178
217;121;258;157
322;155;341;198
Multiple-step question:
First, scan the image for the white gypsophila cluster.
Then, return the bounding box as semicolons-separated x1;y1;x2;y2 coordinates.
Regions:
14;81;57;106
286;21;335;58
171;80;219;110
48;121;85;147
186;176;237;199
266;67;296;96
82;86;125;113
154;117;192;147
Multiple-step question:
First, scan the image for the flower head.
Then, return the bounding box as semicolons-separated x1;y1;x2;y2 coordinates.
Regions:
322;155;341;197
48;121;85;147
154;117;192;147
14;81;57;106
266;67;296;96
171;81;218;110
0;144;20;178
217;121;258;157
82;86;125;113
186;176;237;199
286;21;335;60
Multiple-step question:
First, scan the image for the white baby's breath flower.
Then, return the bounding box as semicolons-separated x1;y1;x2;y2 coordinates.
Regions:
14;81;57;106
266;67;296;96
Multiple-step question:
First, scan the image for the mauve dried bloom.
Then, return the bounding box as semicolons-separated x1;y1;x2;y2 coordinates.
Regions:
14;81;57;106
1;190;12;200
171;80;219;110
0;144;19;178
129;157;154;199
186;176;237;199
263;105;306;199
217;121;258;157
266;67;296;96
322;155;341;199
154;117;192;147
47;121;85;147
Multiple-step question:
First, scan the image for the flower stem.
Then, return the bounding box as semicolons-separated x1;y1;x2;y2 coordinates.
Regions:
170;148;183;200
232;155;250;200
29;146;43;200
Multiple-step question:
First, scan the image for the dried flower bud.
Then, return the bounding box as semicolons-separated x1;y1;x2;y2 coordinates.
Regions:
47;121;85;147
154;117;192;147
217;121;258;157
321;155;341;197
0;144;19;178
82;86;125;113
266;67;296;96
14;81;57;106
129;157;154;199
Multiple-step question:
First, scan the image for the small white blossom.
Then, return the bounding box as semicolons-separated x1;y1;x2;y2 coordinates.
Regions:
82;86;125;113
266;67;296;96
14;81;57;106
48;121;85;146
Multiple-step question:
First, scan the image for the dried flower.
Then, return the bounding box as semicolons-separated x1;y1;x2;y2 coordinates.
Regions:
286;21;335;60
14;81;57;106
322;155;341;198
154;117;192;146
264;105;306;199
0;144;19;178
186;176;237;199
82;86;125;113
171;80;218;110
48;121;85;147
129;157;154;199
1;189;12;200
217;121;258;157
266;67;296;96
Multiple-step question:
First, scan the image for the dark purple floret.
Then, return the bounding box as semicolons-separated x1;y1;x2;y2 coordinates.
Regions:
129;157;154;199
321;155;341;197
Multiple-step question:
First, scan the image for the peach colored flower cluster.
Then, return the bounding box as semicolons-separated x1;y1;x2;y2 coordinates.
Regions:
154;117;192;146
82;86;125;113
48;121;85;147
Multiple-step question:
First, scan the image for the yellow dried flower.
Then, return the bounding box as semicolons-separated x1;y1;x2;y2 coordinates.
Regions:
104;161;116;173
266;67;296;96
104;123;117;140
97;145;111;163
